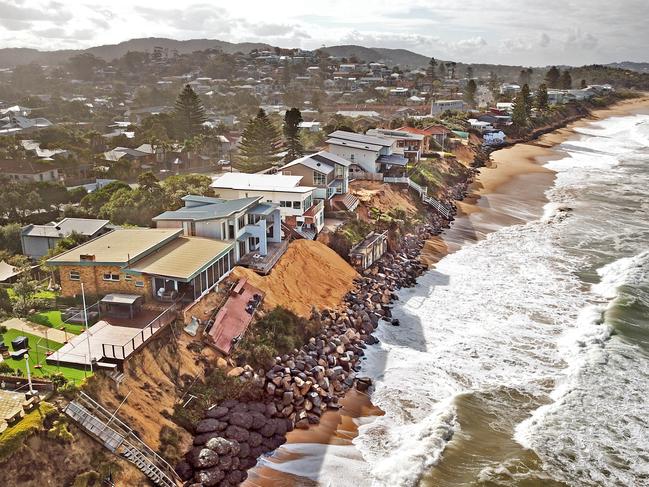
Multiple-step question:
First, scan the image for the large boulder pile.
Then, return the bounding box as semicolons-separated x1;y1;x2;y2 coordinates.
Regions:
181;224;446;485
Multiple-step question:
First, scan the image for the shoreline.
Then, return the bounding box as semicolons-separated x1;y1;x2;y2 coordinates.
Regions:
242;94;649;487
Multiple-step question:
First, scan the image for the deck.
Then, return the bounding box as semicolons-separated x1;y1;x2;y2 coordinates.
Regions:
47;305;177;367
237;240;288;275
205;279;263;355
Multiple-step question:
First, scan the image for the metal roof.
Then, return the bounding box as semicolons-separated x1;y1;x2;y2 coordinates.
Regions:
153;197;261;222
100;293;142;305
126;237;233;281
328;130;393;147
47;228;182;265
377;154;408;166
325;138;383;152
282;155;334;175
211;173;315;193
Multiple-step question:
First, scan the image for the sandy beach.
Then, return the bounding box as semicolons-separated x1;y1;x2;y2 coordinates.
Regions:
243;95;649;487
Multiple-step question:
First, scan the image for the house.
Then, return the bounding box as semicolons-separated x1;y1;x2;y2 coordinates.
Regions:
431;100;465;115
467;119;494;133
0;159;61;182
298;121;322;132
499;83;521;96
366;128;425;162
20;140;69;160
47;228;236;304
349;231;388;270
21;218;112;260
397;125;453;152
280;151;359;212
153;195;284;271
0;114;52;135
102;147;152;165
326;130;408;177
211;173;325;239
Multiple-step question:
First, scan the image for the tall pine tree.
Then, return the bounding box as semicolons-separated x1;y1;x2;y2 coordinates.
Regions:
283;108;304;162
511;90;528;131
173;84;207;139
560;70;572;89
521;84;533;116
545;66;561;88
464;79;477;107
536;83;549;111
238;109;282;172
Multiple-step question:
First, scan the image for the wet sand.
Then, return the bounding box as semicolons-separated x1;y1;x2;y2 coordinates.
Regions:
243;95;649;487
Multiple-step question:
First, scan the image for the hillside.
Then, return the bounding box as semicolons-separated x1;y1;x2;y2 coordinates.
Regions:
321;44;431;68
0;37;273;68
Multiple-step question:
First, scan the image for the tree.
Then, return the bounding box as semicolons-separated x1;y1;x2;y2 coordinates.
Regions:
67;53;105;80
560;70;573;89
283;108;304;162
237;109;282;172
521;84;533;116
427;57;438;81
518;68;533;87
545;66;561;88
464;79;477;107
0;224;22;254
12;275;37;315
536;83;549;111
11;63;46;92
438;62;447;79
162;174;213;209
173;84;207;139
580;79;588;89
512;90;529;130
465;65;474;79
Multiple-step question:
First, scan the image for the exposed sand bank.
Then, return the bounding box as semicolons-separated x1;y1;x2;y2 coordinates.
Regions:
232;240;358;318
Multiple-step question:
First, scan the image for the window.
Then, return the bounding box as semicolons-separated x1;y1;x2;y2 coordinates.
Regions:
124;275;133;281
293;201;301;209
313;172;327;186
237;215;246;229
103;273;120;281
248;214;261;225
280;201;292;208
69;270;80;281
135;280;144;288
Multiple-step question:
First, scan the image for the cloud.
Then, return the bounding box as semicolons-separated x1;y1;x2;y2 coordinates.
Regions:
0;17;30;30
135;5;234;33
252;23;294;37
565;31;598;50
37;27;95;40
539;32;550;48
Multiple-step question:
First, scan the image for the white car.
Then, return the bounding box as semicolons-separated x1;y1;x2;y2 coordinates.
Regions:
217;159;231;166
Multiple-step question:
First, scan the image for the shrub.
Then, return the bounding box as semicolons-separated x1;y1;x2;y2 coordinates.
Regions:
0;362;17;374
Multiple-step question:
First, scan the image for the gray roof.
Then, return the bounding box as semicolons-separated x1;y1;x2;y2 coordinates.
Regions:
249;202;279;216
328;130;393;147
153;196;261;222
282;155;334;175
100;293;143;305
22;218;110;238
310;151;351;167
377;154;408;166
326;138;383;152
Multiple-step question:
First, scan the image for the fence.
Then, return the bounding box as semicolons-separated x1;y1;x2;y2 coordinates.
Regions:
101;304;177;361
350;171;384;182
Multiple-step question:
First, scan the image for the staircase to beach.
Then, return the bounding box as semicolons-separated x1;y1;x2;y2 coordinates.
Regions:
64;392;181;487
383;176;453;219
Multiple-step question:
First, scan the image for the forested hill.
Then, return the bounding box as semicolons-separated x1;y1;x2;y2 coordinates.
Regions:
0;38;273;68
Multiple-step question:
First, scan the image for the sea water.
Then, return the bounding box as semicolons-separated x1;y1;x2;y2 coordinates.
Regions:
259;112;649;486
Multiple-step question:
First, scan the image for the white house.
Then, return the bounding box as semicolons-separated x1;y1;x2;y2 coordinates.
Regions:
431;99;466;115
326;130;408;177
211;173;324;239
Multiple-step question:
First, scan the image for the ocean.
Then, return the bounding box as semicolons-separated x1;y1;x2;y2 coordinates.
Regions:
254;111;649;486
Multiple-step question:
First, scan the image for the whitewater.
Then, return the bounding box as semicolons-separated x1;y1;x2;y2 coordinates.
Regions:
258;111;649;486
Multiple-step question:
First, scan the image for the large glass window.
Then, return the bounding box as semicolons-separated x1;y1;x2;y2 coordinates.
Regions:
313;172;327;186
103;273;120;281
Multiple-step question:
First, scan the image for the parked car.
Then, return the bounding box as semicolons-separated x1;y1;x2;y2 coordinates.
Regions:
217;159;231;166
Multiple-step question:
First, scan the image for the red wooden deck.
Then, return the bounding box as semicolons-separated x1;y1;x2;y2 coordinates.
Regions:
205;280;263;355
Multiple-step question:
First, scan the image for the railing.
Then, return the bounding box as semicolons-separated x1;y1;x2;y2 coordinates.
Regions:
304;199;324;217
350;171;384;182
383;176;453;219
65;392;181;487
101;304;177;360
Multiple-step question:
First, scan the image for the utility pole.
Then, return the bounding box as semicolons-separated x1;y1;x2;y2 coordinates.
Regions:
81;283;93;372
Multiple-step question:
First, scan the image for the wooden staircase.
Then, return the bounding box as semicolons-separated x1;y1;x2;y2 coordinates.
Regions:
383;176;453;219
64;392;181;487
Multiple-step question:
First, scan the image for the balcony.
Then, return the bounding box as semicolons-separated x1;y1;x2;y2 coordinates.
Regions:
304;200;324;217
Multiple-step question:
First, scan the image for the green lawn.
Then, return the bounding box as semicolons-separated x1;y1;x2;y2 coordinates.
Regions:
0;402;56;462
0;329;90;383
28;310;84;335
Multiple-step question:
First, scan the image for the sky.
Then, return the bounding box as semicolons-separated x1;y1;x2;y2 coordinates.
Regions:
0;0;648;66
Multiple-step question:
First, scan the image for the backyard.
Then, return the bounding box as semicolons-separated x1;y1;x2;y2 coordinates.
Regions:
0;329;90;383
28;310;85;335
